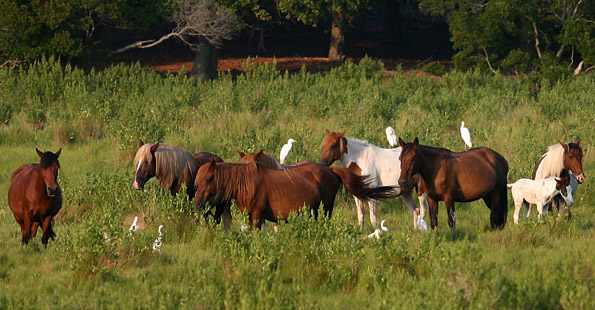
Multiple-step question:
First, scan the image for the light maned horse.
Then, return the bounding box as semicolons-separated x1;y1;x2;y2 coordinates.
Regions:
398;138;509;230
320;130;428;230
8;148;63;246
531;140;584;218
194;161;399;228
133;141;199;200
509;170;574;224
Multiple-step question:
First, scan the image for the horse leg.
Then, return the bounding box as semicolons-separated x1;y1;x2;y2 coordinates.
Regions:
536;203;545;222
20;217;32;244
368;199;378;228
444;197;456;232
355;198;365;230
221;204;232;231
490;187;508;229
31;222;40;238
401;192;419;229
417;192;429;230
41;217;54;247
427;197;439;230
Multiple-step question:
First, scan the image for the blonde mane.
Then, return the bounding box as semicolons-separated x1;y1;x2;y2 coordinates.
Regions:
534;144;566;179
134;143;199;190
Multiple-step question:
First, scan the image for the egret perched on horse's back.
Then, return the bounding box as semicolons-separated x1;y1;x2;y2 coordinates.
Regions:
385;126;398;147
279;138;297;164
460;121;472;150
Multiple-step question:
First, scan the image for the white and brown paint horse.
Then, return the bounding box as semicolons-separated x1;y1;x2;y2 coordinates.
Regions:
531;140;584;218
320;130;428;230
509;170;574;224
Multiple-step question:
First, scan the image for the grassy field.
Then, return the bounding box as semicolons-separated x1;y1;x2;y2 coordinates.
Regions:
0;58;593;309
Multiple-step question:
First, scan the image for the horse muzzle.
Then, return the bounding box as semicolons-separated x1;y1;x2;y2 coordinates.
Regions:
398;178;410;189
576;173;585;184
132;179;144;190
194;198;206;212
46;186;58;197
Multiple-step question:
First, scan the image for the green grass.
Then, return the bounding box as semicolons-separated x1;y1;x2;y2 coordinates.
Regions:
0;58;593;309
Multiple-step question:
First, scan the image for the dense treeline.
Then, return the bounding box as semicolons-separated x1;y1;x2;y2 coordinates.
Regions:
1;0;593;78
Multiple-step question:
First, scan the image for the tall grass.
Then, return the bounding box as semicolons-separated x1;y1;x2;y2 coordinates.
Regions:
0;57;593;309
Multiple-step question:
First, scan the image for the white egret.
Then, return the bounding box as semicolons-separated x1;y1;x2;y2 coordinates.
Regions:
380;219;389;232
460;121;472;150
129;216;139;234
385;127;397;147
279;138;297;164
152;225;163;252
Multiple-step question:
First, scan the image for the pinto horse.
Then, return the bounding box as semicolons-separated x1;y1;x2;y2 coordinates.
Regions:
398;138;509;230
320;130;429;230
194;161;399;228
531;140;584;218
8;148;63;246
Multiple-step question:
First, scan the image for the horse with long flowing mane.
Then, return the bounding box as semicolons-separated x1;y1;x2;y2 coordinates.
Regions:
194;160;399;228
8;148;63;246
133;141;199;199
398;138;509;230
530;140;584;218
320;130;429;230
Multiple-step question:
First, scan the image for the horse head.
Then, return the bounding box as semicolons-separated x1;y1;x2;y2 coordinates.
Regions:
194;159;225;212
320;129;348;167
555;170;574;207
397;137;420;189
238;149;264;164
561;139;584;183
133;141;159;190
36;148;61;197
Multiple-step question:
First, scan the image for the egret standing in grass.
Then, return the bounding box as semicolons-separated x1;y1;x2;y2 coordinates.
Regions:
279;138;297;164
152;225;163;252
460;121;472;150
385;126;397;147
129;216;139;234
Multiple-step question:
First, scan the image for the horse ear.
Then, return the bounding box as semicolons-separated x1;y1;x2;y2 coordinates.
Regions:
558;141;569;152
257;149;264;158
413;137;419;147
338;130;347;138
398;137;405;147
55;148;62;157
325;129;330;135
574;138;580;145
139;140;144;147
237;150;245;158
150;143;159;154
36;148;44;158
209;158;218;166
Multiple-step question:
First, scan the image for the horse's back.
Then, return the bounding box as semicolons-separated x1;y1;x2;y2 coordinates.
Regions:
194;152;224;166
11;164;36;182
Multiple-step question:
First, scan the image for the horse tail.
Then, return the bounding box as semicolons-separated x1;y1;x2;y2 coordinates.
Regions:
329;167;399;200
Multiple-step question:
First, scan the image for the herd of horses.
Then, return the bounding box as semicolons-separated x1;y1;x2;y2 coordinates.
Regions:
7;130;585;246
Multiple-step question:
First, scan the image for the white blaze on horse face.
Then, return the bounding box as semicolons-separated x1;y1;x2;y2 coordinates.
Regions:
561;185;574;207
133;160;143;190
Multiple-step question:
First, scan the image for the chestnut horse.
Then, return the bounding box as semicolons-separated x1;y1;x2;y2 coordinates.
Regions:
320;130;429;230
531;140;584;218
8;148;63;246
398;138;509;230
194;161;399;228
193;151;232;228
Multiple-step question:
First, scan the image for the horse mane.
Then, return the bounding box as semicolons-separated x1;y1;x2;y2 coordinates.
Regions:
534;144;566;179
242;151;284;169
134;143;198;189
40;152;60;168
214;162;258;201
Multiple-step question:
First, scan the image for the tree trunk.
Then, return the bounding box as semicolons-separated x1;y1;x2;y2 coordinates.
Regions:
329;13;345;60
191;37;218;81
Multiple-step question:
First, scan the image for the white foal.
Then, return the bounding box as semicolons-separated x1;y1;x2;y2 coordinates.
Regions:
508;176;574;224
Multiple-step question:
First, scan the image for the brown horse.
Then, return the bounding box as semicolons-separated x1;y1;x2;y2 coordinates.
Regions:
531;140;584;218
194;160;399;228
133;141;199;199
398;138;509;230
193;151;232;228
8;148;63;246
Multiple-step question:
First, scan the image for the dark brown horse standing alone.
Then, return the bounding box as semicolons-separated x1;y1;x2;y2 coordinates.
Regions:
398;138;509;230
8;148;63;246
